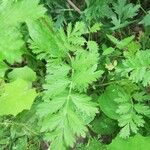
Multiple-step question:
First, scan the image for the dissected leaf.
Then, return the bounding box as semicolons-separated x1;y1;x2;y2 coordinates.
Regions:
117;50;150;86
111;0;140;30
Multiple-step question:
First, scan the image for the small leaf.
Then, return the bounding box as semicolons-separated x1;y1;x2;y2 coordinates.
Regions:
116;103;132;115
119;124;130;138
140;11;150;26
134;104;150;115
103;47;115;56
117;36;135;49
107;34;119;45
89;23;102;33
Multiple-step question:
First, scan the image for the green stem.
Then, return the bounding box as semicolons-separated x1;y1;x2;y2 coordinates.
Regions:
67;0;81;14
137;0;147;15
95;80;122;87
64;53;74;115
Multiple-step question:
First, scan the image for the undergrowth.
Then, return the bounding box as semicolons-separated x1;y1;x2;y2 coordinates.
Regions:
0;0;150;150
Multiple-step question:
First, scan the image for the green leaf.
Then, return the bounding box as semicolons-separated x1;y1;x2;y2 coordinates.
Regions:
27;20;88;60
8;66;36;83
91;114;118;135
98;85;120;120
0;27;24;63
119;124;130;138
0;79;37;116
117;36;135;49
116;103;132;115
0;62;8;78
113;0;140;20
71;45;103;92
134;104;150;115
89;23;102;33
111;0;140;29
112;85;149;138
107;35;134;49
132;92;150;102
140;11;150;26
107;134;150;150
117;50;150;86
107;34;119;45
102;47;115;56
84;0;114;21
27;18;60;60
38;91;97;148
71;94;99;117
66;22;87;50
72;65;103;92
0;0;46;26
0;0;46;63
118;113;145;138
124;41;141;57
43;63;70;99
12;136;27;150
78;138;106;150
37;96;67;118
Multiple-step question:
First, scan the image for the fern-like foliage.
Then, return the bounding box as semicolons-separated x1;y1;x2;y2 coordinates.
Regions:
114;87;150;138
28;19;103;149
99;84;150;138
117;50;150;86
111;0;140;30
71;41;103;92
27;19;87;60
84;0;113;21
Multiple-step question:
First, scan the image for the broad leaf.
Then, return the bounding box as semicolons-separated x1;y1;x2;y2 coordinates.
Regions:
99;85;120;120
140;11;150;26
8;66;36;83
0;0;46;63
107;134;150;150
0;79;37;116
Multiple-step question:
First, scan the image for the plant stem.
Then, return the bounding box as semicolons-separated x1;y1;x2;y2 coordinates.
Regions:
137;0;147;14
67;0;81;14
95;80;123;87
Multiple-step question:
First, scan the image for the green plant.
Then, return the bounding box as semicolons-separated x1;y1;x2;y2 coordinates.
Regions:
27;19;103;149
1;0;150;150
